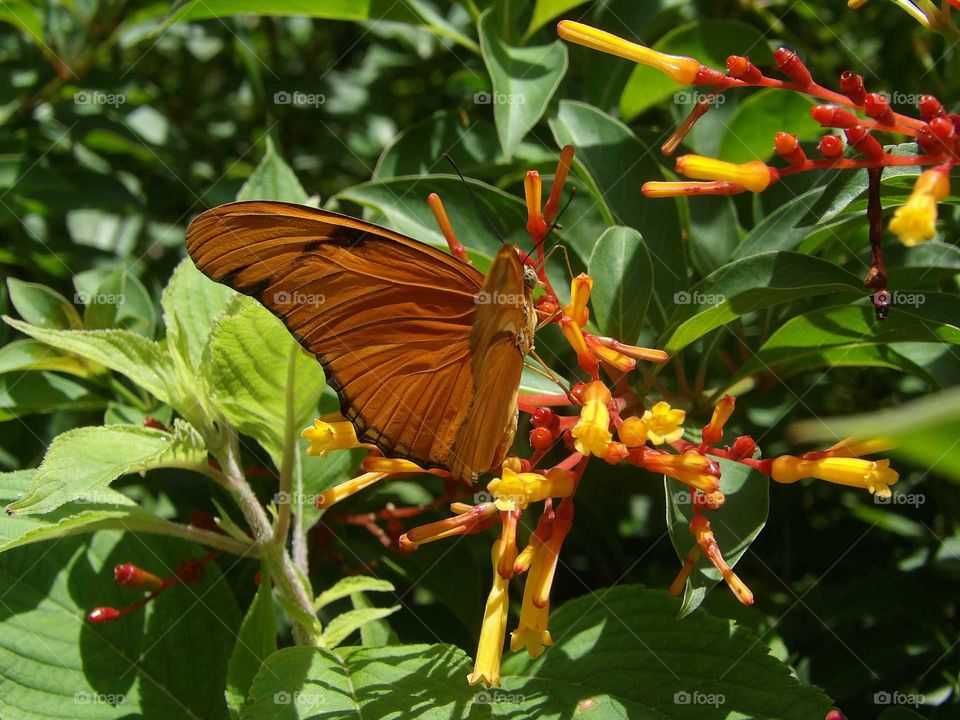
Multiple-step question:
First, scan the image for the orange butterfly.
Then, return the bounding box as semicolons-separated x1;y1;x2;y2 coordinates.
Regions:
186;201;539;483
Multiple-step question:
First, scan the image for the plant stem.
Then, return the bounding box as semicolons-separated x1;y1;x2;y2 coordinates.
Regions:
123;517;256;556
274;347;298;546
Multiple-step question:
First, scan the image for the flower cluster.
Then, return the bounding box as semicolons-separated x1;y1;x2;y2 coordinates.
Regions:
556;20;956;269
301;149;901;687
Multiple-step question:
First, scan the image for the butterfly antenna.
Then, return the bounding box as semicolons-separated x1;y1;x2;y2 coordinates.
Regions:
443;153;505;244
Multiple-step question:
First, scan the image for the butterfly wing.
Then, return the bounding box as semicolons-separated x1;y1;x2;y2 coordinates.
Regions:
449;245;535;482
186;200;486;473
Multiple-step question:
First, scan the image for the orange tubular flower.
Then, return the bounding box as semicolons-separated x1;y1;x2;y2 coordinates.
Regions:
702;395;735;446
302;420;361;456
399;503;498;551
565;273;592;327
557;21;700;85
570;381;613;457
316;472;387;509
675;155;776;193
525;170;549;239
689;515;754;606
637;449;720;493
468;540;510;687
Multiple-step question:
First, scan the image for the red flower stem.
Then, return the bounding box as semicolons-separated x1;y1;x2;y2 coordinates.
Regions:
776;153;948;178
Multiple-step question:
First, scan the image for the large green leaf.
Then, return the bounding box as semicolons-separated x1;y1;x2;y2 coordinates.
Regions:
478;11;568;159
499;587;832;719
6;278;82;330
5;421;206;515
660;252;863;354
666;458;768;616
587;226;654;345
717;89;820;164
0;370;107;420
203;300;325;464
619;20;775;120
3;316;178;406
549;101;684;327
0;531;241;719
227;575;277;720
237;136;310;204
241;644;483;719
0;338;96;377
525;0;588;39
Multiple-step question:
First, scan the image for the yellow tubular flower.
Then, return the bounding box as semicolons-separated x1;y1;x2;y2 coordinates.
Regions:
618;416;649;447
362;457;425;474
565;273;593;327
301;420;360;456
675;155;775;193
889;168;950;246
487;467;575;511
315;472;386;509
643;451;720;493
571;381;613;457
510;544;553;659
557;21;700;85
771;455;899;497
702;395;735;445
468;540;510;687
641;401;686;445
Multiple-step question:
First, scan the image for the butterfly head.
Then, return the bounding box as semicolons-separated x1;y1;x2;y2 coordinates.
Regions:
522;265;539;290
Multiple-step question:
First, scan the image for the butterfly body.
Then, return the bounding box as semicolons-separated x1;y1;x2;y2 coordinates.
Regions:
186;201;534;483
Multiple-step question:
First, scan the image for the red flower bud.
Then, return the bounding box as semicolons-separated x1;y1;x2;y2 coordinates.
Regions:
775;47;813;86
730;435;758;461
569;382;586;405
919;95;945;120
175;558;205;584
839;71;866;105
726;55;762;82
87;606;121;623
917;125;942;154
863;93;895;125
844;126;885;161
774;132;807;165
114;563;164;591
529;427;555;451
532;407;556;429
811;105;859;129
143;416;167;431
818;135;844;158
930;115;956;142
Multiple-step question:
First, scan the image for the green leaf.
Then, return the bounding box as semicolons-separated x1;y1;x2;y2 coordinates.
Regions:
732;186;827;259
587;226;654;345
717;89;820;164
204;300;325;464
500;587;832;719
319;606;401;648
666;458;768;616
549;101;684;327
0;370;108;421
620;20;775;120
478;11;568;159
6;421;206;515
242;644;483;719
3;316;178;406
744;295;960;372
525;0;588;39
6;277;82;329
0;531;241;719
0;1;43;40
237;136;310;204
0;338;97;377
227;574;278;719
76;266;156;336
791;386;960;483
661;252;862;354
314;576;395;611
163;258;238;374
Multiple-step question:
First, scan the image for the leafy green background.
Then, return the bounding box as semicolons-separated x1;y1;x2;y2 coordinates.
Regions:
1;1;959;718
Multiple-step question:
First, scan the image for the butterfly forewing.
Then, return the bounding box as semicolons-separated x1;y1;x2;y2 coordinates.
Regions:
186;201;486;472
